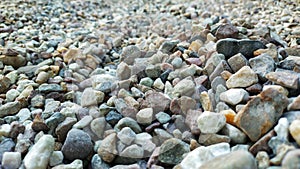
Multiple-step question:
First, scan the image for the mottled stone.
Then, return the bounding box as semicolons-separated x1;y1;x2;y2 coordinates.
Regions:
116;62;131;80
197;111;226;134
136;108;153;125
199;91;213;112
249;130;275;156
198;133;231;146
226;66;258;88
52;159;83;169
144;91;171;114
219;88;249;105
55;117;77;142
120;144;144;158
215;23;239;40
209;60;232;82
158;138;190;165
180;146;214;169
289;119;300;146
256;151;270;169
121;45;141;65
155;112;171;124
114;117;142;133
38;83;63;93
98;133;118;163
266;68;299;89
0;101;21;118
81;88;105;107
185;109;202;135
282;149;300;169
220;123;247;144
49;151;64;167
0;75;11;94
288;95;300;111
91;154;110;169
172;78;195;97
90;117;107;139
117;127;136;145
0;54;26;68
227;53;249;72
249;53;275;81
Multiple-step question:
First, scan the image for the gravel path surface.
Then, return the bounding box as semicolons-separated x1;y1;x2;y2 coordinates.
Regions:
0;0;300;169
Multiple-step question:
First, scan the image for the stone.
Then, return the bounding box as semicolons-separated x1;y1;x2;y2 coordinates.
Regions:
155;112;171;124
120;144;144;158
262;85;289;96
153;128;173;145
235;88;288;141
91;154;110;169
31;94;45;108
0;101;21;118
171;57;183;69
153;78;165;90
199;91;213;112
172;78;195;97
116;62;131;80
226;66;258;88
159;40;179;54
106;110;123;127
216;38;266;59
185;109;202;135
98;133;118;163
139;77;154;87
136;108;153;125
90;117;107;139
220;123;247;144
134;132;156;153
121;45;141;65
279;55;300;70
6;89;20;102
266;68;299;89
219;88;249;105
249;53;275;81
63;48;81;63
0;55;26;68
197;111;226;134
81;88;105;107
110;164;141;169
145;91;171;114
16;108;31;123
61;129;93;161
180;146;214;169
0;75;11;94
49;151;64;167
209;60;232;82
227;53;249;72
114;117;142;133
289;119;300;146
0;138;15;163
117;127;136;145
256;151;270;169
23;135;55;169
198;133;231;146
55;117;77;142
2;152;21;169
158;138;190;165
38;83;63;93
52;159;83;169
215;23;239;40
200;150;257;169
282;149;300;169
36;71;50;84
288;95;300;111
145;64;161;78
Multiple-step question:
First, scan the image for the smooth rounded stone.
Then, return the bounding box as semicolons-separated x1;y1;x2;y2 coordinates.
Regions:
220;123;247;144
219;88;249;105
155;112;171;124
105;110;123;127
120;144;144;158
226;66;258;88
16;108;31;122
216;38;266;59
90;117;107;139
282;149;300;169
145;64;161;79
235;88;288;142
249;53;275;81
136;108;153;125
206;142;230;157
38;83;63;93
215;23;239;40
117;127;136;145
198;133;231;146
5;89;20;102
289;119;300;146
35;71;50;84
0;101;21;118
185;109;202;135
91;154;110;169
98;133;118;163
81;88;104;107
153;78;165;90
116;62;131;80
31;94;45;108
197;111;226;134
134;133;156;153
52;159;83;169
199;91;214;112
200;150;257;169
49;151;64;167
61;128;93;161
55;117;77;142
227;53;249;73
144;91;171;114
180;146;214;169
139;77;154;87
120;45;141;65
23;135;55;169
0;124;10;137
0;55;27;69
266;68;299;89
172;78;195;97
171;57;183;69
131;87;144;98
2;152;21;169
158;138;190;165
262;85;289;96
114;117;142;133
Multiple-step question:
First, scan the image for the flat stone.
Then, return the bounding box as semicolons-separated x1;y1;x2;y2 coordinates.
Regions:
0;138;15;164
279;55;300;70
117;127;136;145
172;78;195;97
158;138;190;165
220;123;247;144
198;133;231;146
249;53;275;81
289;119;300;146
23;135;55;169
55;117;77;142
0;75;11;94
199;91;214;112
227;53;249;72
262;85;289;96
52;159;83;169
266;68;299;89
73;115;93;129
249;130;275;156
97;133;118;163
185;109;202;135
155;112;171;124
197;111;226;134
219;88;249;105
153;128;173;145
134;132;156;153
200;150;257;169
136;108;153;125
209;60;232;82
61;128;93;161
2;152;21;169
120;144;144;158
90;117;107;139
216;38;266;59
235;88;288;141
226;66;258;88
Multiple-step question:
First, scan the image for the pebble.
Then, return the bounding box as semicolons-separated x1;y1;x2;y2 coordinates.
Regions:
220;123;247;144
180;146;214;169
117;127;136;145
266;68;299;89
55;117;77;142
185;109;202;135
226;66;258;88
116;62;131;80
219;88;249;105
227;53;249;72
23;135;55;169
61;128;93;161
91;154;110;169
197;111;226;134
114;117;142;133
49;151;64;167
0;101;22;118
120;144;144;158
215;23;239;40
249;53;275;81
172;78;195;97
81;88;105;107
235;88;288;141
289;119;300;146
90;117;107;139
52;159;83;169
282;149;300;169
198;133;231;146
98;133;118;163
1;152;22;169
136;108;153;125
38;83;63;93
121;45;141;65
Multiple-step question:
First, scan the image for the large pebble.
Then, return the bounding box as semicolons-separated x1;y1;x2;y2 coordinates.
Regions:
81;88;105;107
266;68;299;89
282;149;300;169
117;127;136;145
226;66;258;88
249;53;275;81
220;88;249;105
98;133;118;163
2;152;22;169
23;135;55;169
220;123;247;144
120;144;144;159
289;119;300;146
61;129;93;161
172;78;195;97
120;45;141;65
136;108;153;125
0;101;21;118
197;111;226;134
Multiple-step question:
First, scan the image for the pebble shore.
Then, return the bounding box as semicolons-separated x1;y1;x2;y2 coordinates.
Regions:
0;0;300;169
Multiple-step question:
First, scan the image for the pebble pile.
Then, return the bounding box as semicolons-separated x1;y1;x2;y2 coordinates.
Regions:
0;0;300;168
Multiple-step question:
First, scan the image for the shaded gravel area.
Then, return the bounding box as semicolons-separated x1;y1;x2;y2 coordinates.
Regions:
0;0;300;168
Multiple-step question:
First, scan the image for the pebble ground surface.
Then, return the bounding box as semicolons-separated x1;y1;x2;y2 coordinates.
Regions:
0;0;300;169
